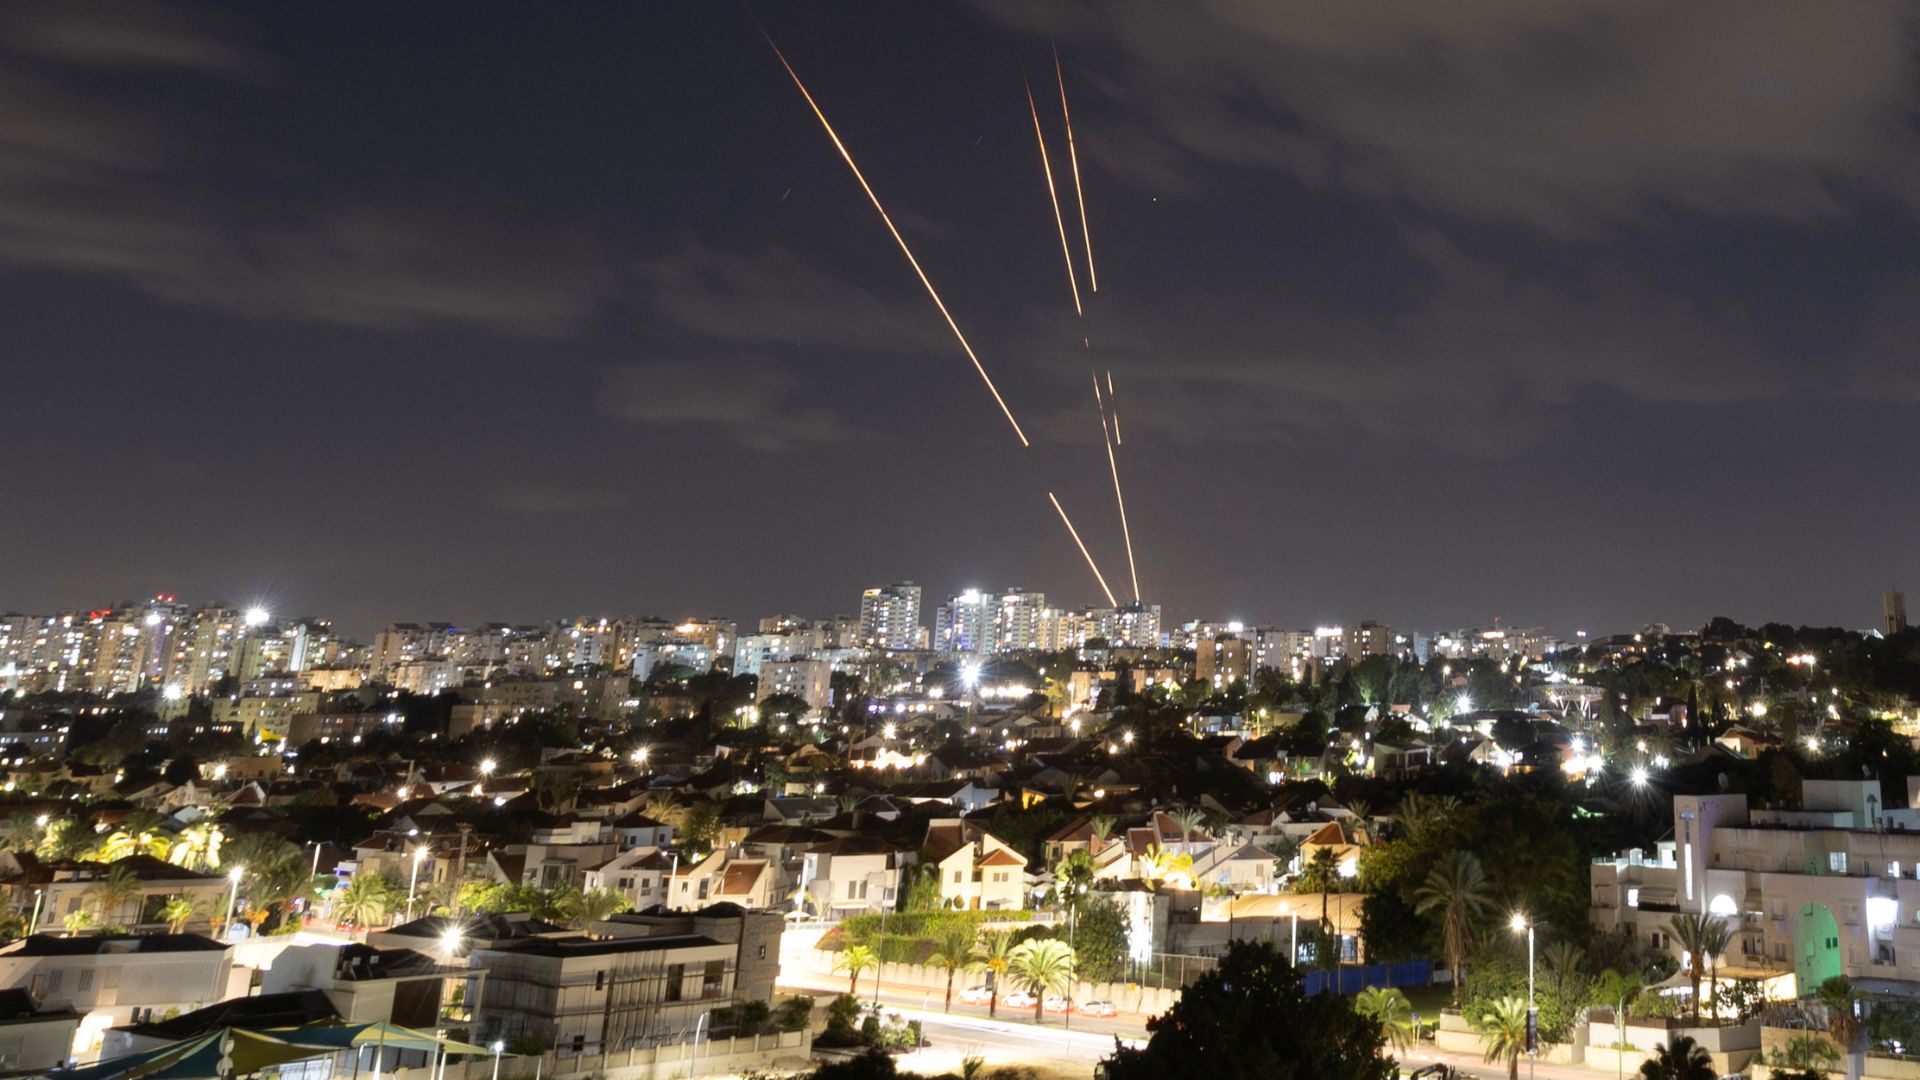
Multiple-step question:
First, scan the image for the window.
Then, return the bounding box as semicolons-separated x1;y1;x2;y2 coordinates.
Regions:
1829;852;1848;874
594;970;605;991
665;964;684;1002
702;959;726;998
757;944;767;960
952;871;962;884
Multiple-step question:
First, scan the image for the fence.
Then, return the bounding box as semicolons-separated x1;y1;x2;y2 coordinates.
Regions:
1298;961;1432;996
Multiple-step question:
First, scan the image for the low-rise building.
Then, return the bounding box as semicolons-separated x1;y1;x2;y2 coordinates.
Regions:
0;934;234;1062
470;904;781;1057
1591;778;1920;996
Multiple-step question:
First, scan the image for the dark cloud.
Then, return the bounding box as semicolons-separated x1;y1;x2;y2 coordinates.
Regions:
488;484;634;514
977;1;1920;231
601;359;860;451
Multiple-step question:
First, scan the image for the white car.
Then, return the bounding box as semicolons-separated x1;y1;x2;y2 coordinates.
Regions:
1081;1000;1118;1018
1000;989;1038;1009
1043;994;1075;1014
958;985;994;1005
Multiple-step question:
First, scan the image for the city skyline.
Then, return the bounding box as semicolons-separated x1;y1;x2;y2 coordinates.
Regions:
6;3;1919;640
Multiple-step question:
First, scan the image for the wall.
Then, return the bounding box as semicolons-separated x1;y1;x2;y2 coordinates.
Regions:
382;1031;811;1080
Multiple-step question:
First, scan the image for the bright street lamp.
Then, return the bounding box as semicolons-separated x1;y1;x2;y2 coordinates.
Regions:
406;847;429;921
225;867;246;938
1511;913;1536;1080
489;1042;504;1080
1629;765;1649;787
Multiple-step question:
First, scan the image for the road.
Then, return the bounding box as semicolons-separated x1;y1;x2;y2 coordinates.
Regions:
780;969;1616;1080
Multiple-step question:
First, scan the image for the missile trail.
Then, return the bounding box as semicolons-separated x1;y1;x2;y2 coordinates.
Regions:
1026;81;1082;316
1093;373;1141;602
763;30;1029;446
1055;45;1096;292
1048;492;1118;607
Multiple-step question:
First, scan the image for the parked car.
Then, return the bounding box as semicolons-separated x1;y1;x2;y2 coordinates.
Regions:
1001;989;1038;1009
1081;1000;1118;1018
1043;994;1075;1013
958;985;994;1005
1408;1066;1459;1080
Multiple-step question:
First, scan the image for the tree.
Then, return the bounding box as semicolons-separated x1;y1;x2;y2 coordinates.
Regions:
1138;845;1193;892
63;909;95;937
161;894;211;934
926;920;977;1012
84;866;141;925
969;930;1016;1018
561;887;631;929
1666;913;1728;1024
1472;995;1530;1080
1101;941;1391;1080
1053;850;1095;917
1007;938;1075;1023
332;874;396;929
166;823;223;871
224;833;314;929
1817;975;1861;1050
834;945;878;999
1073;895;1128;983
1773;1034;1841;1077
1590;968;1644;1080
1413;850;1494;1006
1637;1035;1714;1080
1353;986;1414;1053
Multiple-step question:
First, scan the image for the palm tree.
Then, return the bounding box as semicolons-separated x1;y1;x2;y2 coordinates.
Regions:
84;866;141;925
1816;975;1861;1051
332;874;396;929
63;909;95;937
1666;913;1728;1024
1007;939;1075;1023
1542;939;1585;999
1413;850;1494;1006
166;823;223;871
926;921;978;1012
96;829;169;862
969;931;1016;1018
1087;815;1116;854
1637;1035;1714;1080
1473;995;1530;1080
1166;808;1207;850
834;944;878;1000
160;894;211;934
39;819;94;862
1775;1033;1841;1075
1137;845;1192;892
224;833;313;929
1354;986;1415;1053
1590;968;1644;1080
563;887;631;930
1053;850;1095;918
1;812;39;850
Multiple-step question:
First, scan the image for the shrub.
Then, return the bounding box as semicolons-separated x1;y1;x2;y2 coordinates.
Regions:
775;995;814;1032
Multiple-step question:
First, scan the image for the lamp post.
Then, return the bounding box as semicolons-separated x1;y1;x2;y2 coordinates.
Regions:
1511;912;1535;1080
489;1041;503;1080
225;867;246;939
406;846;429;922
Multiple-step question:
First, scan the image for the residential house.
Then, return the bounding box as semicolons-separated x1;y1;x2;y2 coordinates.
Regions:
923;819;1028;911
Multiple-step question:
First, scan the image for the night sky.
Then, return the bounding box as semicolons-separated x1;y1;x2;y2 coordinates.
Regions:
5;1;1919;638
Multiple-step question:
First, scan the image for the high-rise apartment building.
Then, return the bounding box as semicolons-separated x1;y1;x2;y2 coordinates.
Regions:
934;590;993;654
1887;592;1909;636
858;583;923;651
993;589;1047;653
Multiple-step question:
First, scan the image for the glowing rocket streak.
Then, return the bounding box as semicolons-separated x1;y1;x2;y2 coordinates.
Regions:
1106;369;1119;444
1027;81;1082;316
1048;492;1118;607
1093;374;1141;602
1055;46;1096;292
765;34;1029;447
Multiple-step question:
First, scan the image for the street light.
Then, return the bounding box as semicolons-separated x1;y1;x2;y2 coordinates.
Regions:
406;847;429;921
225;867;246;939
489;1041;503;1080
1511;912;1536;1080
